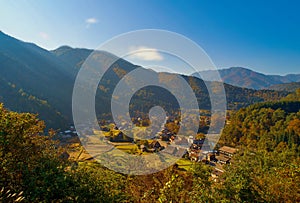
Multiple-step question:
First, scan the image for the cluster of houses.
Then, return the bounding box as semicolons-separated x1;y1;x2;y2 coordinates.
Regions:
140;138;189;158
61;121;238;167
60;122;237;182
186;139;238;181
138;134;238;170
187;139;238;165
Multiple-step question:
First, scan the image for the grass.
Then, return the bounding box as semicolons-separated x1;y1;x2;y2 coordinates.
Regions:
115;144;138;153
176;158;194;171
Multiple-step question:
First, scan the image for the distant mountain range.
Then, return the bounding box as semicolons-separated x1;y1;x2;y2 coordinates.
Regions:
192;67;300;90
0;31;291;129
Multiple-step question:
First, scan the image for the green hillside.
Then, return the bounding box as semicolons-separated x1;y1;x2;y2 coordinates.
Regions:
0;32;290;129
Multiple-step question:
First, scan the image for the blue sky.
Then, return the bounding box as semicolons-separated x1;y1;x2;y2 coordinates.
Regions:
0;0;300;75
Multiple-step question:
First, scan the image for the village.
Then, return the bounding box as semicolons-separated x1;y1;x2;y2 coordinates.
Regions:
58;113;238;181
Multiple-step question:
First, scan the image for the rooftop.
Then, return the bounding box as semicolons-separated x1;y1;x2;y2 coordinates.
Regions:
218;146;238;154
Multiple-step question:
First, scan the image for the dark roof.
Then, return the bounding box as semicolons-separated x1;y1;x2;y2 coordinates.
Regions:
149;140;162;148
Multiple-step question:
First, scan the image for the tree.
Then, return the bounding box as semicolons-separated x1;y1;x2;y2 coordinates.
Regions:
189;163;215;202
0;103;127;202
217;149;300;202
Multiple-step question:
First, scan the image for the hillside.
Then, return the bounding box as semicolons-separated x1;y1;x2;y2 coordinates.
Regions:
53;47;288;118
51;46;93;77
0;32;290;128
221;100;300;147
192;67;300;90
268;82;300;92
0;31;74;128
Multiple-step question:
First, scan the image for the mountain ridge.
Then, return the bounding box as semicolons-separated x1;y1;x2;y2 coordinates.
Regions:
192;67;300;90
0;31;74;128
0;31;291;128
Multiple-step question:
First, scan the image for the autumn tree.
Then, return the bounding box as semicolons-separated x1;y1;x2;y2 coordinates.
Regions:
0;104;127;202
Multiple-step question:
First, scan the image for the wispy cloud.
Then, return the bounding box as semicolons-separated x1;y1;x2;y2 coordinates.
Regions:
128;46;164;61
85;17;98;28
39;32;49;40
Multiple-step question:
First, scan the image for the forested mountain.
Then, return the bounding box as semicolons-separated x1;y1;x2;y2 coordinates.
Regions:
0;32;291;128
0;32;139;128
51;46;289;114
51;46;92;77
192;67;300;89
268;82;300;92
221;100;300;148
0;31;73;128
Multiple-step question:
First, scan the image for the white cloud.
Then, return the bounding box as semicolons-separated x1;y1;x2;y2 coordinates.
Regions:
39;32;49;40
85;17;98;28
128;46;164;61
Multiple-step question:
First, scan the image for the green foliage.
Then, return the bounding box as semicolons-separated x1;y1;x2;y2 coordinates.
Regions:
189;163;214;203
157;174;187;203
282;88;300;101
0;104;127;202
65;163;127;202
217;149;300;202
216;99;300;202
221;101;300;149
